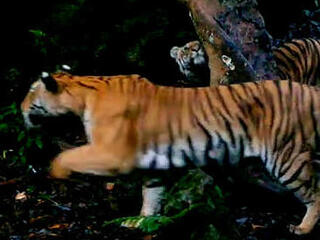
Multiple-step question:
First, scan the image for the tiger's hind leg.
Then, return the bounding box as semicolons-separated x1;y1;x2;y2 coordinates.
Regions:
274;150;320;235
289;199;320;235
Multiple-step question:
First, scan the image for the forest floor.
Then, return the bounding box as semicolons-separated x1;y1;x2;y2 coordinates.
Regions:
1;163;320;240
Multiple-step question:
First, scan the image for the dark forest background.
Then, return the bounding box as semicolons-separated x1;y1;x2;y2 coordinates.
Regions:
1;0;319;105
0;0;320;239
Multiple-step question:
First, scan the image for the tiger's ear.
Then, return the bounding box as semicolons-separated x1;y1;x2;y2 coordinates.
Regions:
192;41;201;51
40;72;58;93
170;46;179;59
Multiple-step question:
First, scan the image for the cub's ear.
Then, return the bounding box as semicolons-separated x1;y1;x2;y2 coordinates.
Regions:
170;46;179;59
191;41;201;51
40;72;58;93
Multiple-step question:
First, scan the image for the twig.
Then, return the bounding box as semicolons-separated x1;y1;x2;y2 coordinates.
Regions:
0;176;26;186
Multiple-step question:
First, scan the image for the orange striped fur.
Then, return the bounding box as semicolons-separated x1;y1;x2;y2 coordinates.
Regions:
21;73;320;234
273;38;320;85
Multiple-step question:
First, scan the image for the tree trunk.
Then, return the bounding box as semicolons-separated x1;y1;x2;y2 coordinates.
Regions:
180;0;280;85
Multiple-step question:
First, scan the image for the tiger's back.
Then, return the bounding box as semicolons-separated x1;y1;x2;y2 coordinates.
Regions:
136;81;320;170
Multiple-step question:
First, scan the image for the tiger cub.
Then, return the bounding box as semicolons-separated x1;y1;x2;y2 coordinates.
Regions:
171;38;320;85
170;41;210;86
21;72;320;235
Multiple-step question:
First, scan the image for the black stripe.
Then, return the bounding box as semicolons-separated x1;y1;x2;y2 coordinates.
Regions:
263;145;269;166
118;77;124;93
307;39;317;84
198;91;210;122
218;111;235;146
187;135;198;165
239;136;244;160
153;136;159;155
239;83;251;98
265;86;275;129
214;87;232;118
189;90;199;128
310;39;320;83
221;140;231;168
77;82;98;90
283;43;305;75
274;49;296;79
272;126;281;154
177;90;183;137
141;143;148;155
167;118;175;168
204;89;220;122
282;81;293;144
272;135;292;177
197;120;212;163
291;40;307;62
310;92;320;149
281;44;304;81
229;86;248;117
297;85;306;142
288;180;309;193
252;96;264;112
273;80;283;112
167;144;174;168
214;132;232;168
272;150;283;179
182;149;194;167
302;39;312;82
150;156;157;169
278;140;296;178
298;39;309;69
238;117;251;143
31;104;49;114
271;81;283;157
282;160;308;186
131;77;137;94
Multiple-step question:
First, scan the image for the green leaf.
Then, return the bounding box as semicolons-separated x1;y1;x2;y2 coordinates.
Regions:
17;131;25;142
214;185;224;199
104;204;204;233
26;138;33;148
38;193;52;201
0;123;9;131
20;156;27;165
26;185;36;193
29;29;46;38
35;137;43;149
18;146;25;156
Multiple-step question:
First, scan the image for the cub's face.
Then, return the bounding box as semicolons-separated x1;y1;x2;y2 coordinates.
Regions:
170;40;207;76
21;73;70;128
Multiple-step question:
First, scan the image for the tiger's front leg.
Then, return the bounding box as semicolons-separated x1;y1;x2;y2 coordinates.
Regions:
140;180;165;216
50;144;137;179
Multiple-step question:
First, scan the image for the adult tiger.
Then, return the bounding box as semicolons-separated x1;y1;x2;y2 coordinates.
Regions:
170;38;320;85
21;72;320;235
273;38;320;85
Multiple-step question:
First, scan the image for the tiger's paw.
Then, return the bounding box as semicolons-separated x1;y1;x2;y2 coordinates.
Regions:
289;224;310;235
50;159;71;179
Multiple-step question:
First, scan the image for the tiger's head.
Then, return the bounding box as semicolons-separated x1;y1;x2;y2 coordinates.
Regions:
21;72;84;129
170;41;209;85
